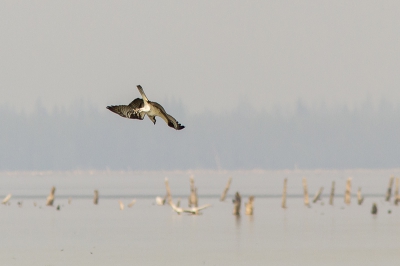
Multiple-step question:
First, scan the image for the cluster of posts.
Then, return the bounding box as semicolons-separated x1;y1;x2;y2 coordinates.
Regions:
2;176;399;216
281;176;400;215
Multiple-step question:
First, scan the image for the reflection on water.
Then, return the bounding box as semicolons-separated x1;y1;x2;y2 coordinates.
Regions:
247;214;254;223
235;214;241;229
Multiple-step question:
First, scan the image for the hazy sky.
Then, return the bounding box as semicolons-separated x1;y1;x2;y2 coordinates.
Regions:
1;1;400;114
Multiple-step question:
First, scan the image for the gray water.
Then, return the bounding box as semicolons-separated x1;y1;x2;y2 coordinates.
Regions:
1;169;399;265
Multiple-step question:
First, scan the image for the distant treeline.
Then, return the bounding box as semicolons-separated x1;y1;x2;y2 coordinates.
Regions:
0;101;399;170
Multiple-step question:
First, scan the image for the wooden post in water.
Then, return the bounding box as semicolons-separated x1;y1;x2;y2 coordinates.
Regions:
118;200;124;210
2;194;11;204
371;203;378;215
344;178;351;205
395;178;399;206
329;181;335;205
190;185;198;208
233;192;241;215
188;175;198;207
46;186;56;206
357;187;364;205
302;178;310;206
245;196;254;215
93;190;99;205
164;178;172;204
385;176;395;201
128;199;136;208
220;177;232;201
312;187;324;203
282;178;287;209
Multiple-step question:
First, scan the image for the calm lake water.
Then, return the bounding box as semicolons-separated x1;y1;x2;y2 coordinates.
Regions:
0;169;399;266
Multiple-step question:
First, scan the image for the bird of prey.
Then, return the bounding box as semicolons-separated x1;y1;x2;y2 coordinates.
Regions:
107;85;185;130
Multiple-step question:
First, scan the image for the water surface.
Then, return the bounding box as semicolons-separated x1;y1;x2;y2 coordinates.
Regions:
0;169;399;265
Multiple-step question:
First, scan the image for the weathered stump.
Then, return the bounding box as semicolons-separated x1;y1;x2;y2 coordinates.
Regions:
188;176;198;207
302;178;310;206
46;186;56;206
371;203;378;215
93;190;99;205
119;200;124;210
128;199;136;208
329;181;335;205
385;176;395;201
164;178;172;204
312;187;324;203
233;192;241;215
357;187;364;205
344;178;351;205
395;178;399;205
245;196;254;215
2;194;11;204
220;177;232;201
282;178;287;209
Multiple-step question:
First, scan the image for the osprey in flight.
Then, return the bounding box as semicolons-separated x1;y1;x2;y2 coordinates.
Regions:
107;85;185;130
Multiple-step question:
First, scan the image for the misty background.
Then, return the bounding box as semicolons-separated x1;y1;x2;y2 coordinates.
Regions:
0;99;399;171
1;1;400;171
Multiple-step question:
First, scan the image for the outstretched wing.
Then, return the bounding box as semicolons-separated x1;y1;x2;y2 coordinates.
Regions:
196;204;211;211
106;105;145;120
183;208;195;214
151;102;185;130
136;85;149;102
169;201;183;214
182;204;211;214
128;98;144;109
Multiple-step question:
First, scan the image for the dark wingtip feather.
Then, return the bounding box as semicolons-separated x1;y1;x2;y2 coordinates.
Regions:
107;105;121;115
168;121;185;130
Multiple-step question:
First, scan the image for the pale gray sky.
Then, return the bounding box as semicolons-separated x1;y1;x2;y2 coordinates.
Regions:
1;1;400;114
